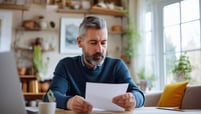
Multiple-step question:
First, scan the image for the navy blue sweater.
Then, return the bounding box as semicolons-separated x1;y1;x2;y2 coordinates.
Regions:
44;56;145;109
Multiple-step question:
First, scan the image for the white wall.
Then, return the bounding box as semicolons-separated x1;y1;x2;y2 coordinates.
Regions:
0;10;12;52
11;5;123;80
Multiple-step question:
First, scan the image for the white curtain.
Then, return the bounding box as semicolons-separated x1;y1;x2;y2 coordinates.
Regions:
134;0;156;83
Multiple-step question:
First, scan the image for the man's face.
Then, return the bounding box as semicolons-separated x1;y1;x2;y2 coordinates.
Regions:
77;28;108;67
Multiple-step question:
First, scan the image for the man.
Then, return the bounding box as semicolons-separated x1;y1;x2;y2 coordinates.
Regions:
44;16;145;113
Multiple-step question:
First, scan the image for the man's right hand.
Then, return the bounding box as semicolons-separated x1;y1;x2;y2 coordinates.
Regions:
67;95;93;113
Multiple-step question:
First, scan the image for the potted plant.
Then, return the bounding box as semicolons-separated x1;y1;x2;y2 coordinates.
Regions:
137;67;155;92
33;38;51;92
172;53;192;82
33;37;49;81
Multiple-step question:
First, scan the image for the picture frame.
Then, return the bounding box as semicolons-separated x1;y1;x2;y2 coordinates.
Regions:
0;11;12;52
60;17;83;54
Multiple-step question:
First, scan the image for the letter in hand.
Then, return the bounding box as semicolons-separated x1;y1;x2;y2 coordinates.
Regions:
67;95;93;113
112;92;136;111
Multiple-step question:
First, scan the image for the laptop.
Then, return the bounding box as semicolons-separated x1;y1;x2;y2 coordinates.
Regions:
0;51;38;114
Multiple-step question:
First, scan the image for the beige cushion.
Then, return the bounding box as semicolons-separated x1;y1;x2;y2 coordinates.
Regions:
144;92;161;106
144;92;162;107
181;85;201;109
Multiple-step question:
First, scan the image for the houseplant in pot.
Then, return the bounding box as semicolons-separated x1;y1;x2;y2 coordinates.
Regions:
137;67;155;92
33;37;50;92
172;53;192;82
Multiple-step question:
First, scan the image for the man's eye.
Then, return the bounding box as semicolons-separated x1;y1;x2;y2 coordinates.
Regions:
90;42;97;45
101;41;107;45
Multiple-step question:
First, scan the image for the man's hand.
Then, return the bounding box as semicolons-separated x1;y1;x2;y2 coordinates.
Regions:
112;92;136;111
67;95;93;113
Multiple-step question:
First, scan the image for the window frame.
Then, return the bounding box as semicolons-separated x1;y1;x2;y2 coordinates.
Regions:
153;0;201;89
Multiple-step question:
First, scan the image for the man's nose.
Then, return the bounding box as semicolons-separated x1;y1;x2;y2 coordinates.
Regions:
95;43;102;52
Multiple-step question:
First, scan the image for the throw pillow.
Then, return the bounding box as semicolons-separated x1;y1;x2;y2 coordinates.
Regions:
157;81;188;108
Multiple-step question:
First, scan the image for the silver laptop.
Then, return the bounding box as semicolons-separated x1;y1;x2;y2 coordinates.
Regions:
0;51;27;114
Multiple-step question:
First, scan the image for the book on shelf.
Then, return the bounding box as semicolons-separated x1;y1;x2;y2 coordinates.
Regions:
29;80;39;93
21;80;28;92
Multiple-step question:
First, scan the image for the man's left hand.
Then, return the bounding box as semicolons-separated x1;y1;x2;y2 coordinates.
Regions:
112;92;136;111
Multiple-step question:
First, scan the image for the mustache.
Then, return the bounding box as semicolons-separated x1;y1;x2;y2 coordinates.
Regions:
93;52;103;57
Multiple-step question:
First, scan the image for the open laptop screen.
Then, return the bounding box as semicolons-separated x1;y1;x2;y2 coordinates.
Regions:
0;51;27;114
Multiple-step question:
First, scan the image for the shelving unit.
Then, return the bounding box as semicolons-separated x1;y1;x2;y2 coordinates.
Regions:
2;0;127;101
19;75;46;101
19;75;40;100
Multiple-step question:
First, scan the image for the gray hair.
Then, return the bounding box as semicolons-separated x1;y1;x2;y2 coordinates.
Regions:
79;16;107;37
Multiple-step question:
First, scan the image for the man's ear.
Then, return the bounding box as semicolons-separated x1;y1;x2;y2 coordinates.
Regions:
77;36;82;48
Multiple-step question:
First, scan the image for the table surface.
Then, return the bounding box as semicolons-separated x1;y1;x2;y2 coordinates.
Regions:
55;107;201;114
56;109;133;114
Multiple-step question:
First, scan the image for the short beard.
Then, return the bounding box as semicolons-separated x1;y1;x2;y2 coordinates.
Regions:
84;52;105;66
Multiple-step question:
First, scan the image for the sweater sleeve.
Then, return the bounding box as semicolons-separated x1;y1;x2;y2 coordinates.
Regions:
43;60;71;109
115;60;145;108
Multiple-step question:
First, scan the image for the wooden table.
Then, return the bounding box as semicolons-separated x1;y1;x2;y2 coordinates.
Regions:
55;107;201;114
56;109;134;114
26;107;201;114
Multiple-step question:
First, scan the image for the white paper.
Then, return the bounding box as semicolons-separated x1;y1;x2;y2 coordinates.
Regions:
85;82;128;111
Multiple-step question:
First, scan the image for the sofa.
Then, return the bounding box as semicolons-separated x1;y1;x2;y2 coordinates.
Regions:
135;85;201;114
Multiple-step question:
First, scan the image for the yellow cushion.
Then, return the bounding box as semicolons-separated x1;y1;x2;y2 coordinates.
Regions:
157;81;188;108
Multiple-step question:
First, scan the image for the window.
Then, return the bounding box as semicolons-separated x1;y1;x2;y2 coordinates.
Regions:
137;0;201;92
163;0;201;84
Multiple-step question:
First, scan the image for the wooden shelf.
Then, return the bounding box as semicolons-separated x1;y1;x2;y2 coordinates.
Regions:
16;27;57;32
0;4;30;10
90;6;125;17
15;46;54;52
15;46;33;52
109;31;125;34
24;92;45;101
57;6;125;17
24;92;45;95
0;3;124;16
19;75;37;79
57;8;89;14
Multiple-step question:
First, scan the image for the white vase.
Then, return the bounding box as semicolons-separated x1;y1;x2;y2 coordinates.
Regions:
42;42;49;51
175;72;185;82
40;21;48;30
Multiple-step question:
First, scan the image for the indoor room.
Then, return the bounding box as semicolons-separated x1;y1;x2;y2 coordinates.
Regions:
0;0;200;114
